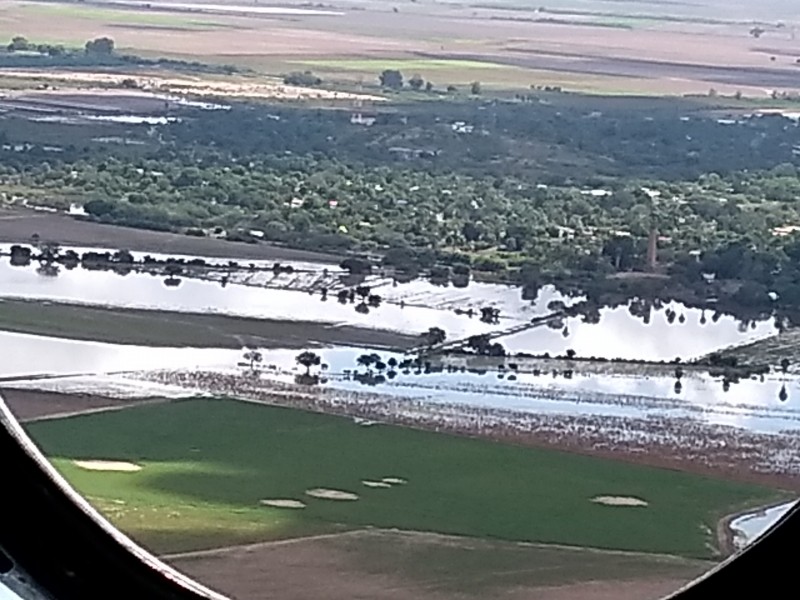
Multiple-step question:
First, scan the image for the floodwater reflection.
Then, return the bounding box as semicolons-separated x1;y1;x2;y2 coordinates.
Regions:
0;252;778;361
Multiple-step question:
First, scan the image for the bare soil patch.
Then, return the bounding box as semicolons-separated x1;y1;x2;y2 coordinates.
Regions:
0;69;384;103
522;579;696;600
382;477;408;485
0;208;341;263
73;459;142;472
362;480;392;488
305;488;359;501
166;529;709;600
592;496;649;507
259;499;306;509
0;388;151;422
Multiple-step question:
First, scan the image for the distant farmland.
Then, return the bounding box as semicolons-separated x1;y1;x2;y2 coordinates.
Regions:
0;0;796;96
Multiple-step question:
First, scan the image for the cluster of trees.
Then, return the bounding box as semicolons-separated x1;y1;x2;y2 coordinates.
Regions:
6;36;113;56
283;71;322;86
8;94;800;313
7;36;66;56
378;69;479;94
379;69;433;92
1;35;237;73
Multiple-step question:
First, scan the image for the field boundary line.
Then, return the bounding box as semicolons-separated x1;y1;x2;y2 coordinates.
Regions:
161;529;369;560
162;527;713;565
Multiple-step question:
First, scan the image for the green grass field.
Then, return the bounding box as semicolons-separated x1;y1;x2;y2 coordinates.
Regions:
26;399;789;556
297;58;510;72
17;3;228;30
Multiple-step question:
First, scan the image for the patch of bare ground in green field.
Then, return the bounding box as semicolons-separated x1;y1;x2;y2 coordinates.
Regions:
166;529;712;600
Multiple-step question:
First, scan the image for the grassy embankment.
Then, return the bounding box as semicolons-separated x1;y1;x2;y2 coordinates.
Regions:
26;398;791;556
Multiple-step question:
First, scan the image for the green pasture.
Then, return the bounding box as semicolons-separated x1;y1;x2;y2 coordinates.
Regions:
297;58;510;72
26;398;789;556
17;3;228;30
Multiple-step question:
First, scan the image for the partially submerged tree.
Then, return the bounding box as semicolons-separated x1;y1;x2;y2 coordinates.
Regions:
424;327;446;346
243;349;263;371
296;350;322;374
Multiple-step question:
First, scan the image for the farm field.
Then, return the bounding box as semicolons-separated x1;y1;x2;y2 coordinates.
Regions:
24;398;790;558
0;0;797;96
167;529;713;600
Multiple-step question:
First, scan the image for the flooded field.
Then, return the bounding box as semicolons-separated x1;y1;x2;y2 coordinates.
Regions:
3;330;799;438
2;244;796;576
0;249;779;360
0;330;239;380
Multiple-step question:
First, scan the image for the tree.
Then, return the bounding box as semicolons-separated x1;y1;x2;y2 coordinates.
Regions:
470;81;481;95
242;349;263;371
283;71;322;86
296;350;321;374
7;36;30;52
408;74;424;91
9;245;32;266
113;249;134;264
379;69;403;89
424;326;446;346
340;257;372;274
40;242;61;262
85;37;115;55
356;354;374;369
